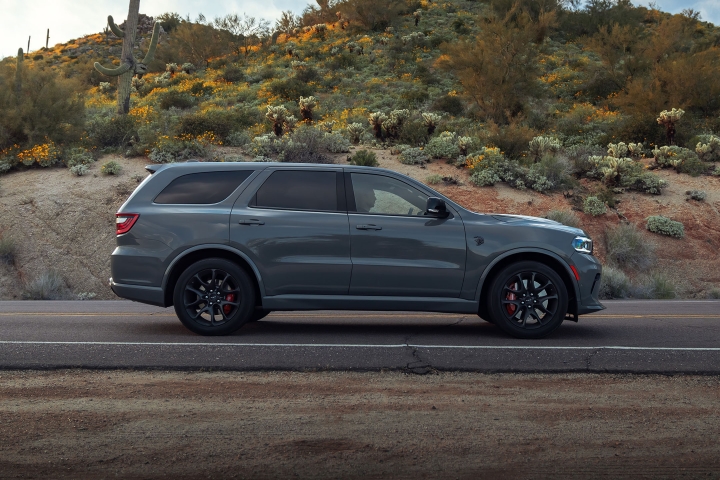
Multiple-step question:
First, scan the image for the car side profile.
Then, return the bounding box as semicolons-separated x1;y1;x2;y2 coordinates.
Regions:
110;162;604;339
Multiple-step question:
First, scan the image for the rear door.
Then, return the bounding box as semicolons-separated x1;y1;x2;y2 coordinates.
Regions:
229;168;351;296
346;172;467;297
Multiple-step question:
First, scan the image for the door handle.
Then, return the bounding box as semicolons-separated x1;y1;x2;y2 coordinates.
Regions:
239;219;265;226
356;224;382;231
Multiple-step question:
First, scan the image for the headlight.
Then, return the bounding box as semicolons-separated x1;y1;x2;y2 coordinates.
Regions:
572;236;593;254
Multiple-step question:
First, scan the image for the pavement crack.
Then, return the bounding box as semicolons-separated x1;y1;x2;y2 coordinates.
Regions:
404;336;433;375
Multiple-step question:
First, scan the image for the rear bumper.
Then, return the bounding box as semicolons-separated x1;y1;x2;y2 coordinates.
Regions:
109;278;166;307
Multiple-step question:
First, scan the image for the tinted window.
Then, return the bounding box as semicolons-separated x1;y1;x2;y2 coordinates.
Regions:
255;170;338;211
154;170;253;204
351;173;428;216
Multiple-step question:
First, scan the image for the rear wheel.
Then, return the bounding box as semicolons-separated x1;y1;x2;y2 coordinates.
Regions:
487;261;568;339
173;258;255;336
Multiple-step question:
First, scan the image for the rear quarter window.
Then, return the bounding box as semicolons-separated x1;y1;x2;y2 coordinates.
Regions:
154;170;253;204
254;170;340;211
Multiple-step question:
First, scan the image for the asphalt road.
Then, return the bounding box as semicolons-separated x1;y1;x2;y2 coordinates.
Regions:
0;300;719;373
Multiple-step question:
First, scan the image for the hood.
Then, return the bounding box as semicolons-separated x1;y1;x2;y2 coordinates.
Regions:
488;214;585;235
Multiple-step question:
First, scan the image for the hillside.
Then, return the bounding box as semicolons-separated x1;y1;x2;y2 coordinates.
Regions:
1;0;720;299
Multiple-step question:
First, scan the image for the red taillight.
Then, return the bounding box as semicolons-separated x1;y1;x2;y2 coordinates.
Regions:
570;265;580;281
116;213;139;235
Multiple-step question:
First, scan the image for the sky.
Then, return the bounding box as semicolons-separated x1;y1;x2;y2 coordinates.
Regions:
1;0;719;59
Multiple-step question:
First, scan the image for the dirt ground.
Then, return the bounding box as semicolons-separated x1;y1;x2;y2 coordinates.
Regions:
0;370;718;479
1;149;719;299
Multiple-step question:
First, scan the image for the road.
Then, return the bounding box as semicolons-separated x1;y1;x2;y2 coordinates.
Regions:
0;300;719;373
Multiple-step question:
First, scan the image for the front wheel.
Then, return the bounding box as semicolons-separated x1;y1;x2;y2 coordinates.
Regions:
487;261;568;339
173;258;255;336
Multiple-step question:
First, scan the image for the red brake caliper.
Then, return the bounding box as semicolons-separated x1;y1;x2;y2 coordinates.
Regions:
506;282;517;315
223;294;235;315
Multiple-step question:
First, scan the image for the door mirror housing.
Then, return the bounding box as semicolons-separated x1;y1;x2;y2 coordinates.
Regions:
425;197;449;218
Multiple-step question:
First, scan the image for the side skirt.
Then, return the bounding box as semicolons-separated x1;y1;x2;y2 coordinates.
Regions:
261;295;479;314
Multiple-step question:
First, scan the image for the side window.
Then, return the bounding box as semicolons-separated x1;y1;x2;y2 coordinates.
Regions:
154;170;253;204
255;170;339;211
351;173;428;216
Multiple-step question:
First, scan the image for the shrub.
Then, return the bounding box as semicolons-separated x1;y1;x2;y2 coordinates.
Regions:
583;196;606;216
22;270;68;300
0;236;16;265
426;174;443;185
189;81;213;96
598;266;630;299
652;145;706;175
323;132;351;153
634;273;676;299
70;164;89;176
88;115;138;148
470;168;501;187
686;190;707;201
431;95;464;115
149;136;211;163
707;289;720;299
529;155;572;191
424;132;460;160
546;210;580;228
177;108;259;140
349;150;379;167
220;66;245;83
101;160;122;175
268;78;313;101
63;147;94;168
225;131;251;147
646;215;684;238
399;147;429;165
620;171;667;195
159;91;195;110
605;224;655;270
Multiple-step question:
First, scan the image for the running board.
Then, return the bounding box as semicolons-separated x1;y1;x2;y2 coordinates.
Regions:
262;295;479;314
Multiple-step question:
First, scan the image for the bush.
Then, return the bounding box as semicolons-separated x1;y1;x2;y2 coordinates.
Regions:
598;266;630;299
63;147;94;168
268;78;313;101
646;215;684;238
159;91;196;110
23;270;68;300
424;133;460;160
349;150;378;167
619;171;667;195
101;160;122;175
426;174;443;185
686;190;707;201
87;115;138;148
220;66;245;83
70;164;89;176
634;273;676;299
470;168;501;187
605;224;655;270
583;196;606;216
323;132;351;153
0;236;16;265
399;147;429;165
225;131;251;147
652;145;707;175
189;81;213;96
149;136;211;163
431;95;464;116
177;108;259;140
546;210;580;228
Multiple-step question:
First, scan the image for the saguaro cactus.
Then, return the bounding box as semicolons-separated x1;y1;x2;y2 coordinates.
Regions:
94;0;160;115
15;48;23;95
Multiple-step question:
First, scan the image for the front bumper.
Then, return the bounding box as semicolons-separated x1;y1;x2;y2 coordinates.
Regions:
571;253;605;315
109;277;166;307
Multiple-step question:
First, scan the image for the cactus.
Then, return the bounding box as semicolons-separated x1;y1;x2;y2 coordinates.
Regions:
15;48;23;95
266;105;290;136
368;112;388;139
346;123;365;144
606;142;629;159
94;0;161;115
414;9;422;26
131;77;145;92
422;112;442;136
457;136;474;156
384;109;410;139
656;108;684;146
181;63;196;74
696;135;720;162
299;96;318;123
528;136;561;162
165;63;178;75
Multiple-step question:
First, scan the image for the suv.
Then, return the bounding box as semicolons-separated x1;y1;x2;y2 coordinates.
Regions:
110;163;604;339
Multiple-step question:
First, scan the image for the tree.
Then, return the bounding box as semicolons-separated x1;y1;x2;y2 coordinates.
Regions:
275;11;301;35
169;19;230;68
213;14;270;57
335;0;406;31
439;8;542;123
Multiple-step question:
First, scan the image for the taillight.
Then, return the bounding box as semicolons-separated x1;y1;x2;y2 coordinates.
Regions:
116;213;139;235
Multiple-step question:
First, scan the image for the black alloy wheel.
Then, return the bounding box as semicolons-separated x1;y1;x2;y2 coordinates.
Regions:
173;258;255;336
488;261;568;339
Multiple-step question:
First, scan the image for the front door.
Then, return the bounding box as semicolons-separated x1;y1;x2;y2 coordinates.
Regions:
230;169;351;296
346;172;466;297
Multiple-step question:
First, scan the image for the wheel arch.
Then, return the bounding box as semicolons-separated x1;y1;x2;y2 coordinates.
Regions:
475;249;579;317
162;245;265;308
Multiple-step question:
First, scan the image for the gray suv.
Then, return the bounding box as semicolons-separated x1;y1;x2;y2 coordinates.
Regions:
110;162;604;338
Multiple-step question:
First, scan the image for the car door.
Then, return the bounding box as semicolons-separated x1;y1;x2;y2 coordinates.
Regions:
346;172;467;297
229;168;351;296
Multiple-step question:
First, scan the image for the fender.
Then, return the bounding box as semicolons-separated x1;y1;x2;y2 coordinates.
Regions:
473;247;580;304
161;243;266;297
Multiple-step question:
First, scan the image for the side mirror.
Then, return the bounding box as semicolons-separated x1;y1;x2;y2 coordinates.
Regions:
425;197;449;218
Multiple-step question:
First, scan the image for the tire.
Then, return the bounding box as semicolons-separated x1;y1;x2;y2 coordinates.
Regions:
248;308;271;322
173;258;256;336
487;261;568;339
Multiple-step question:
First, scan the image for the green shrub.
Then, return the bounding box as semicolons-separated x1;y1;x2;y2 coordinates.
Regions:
546;210;580;228
69;164;89;176
529;155;572;191
268;78;313;101
0;236;16;265
399;147;429;165
426;174;443;185
350;150;379;167
470;168;501;187
424;133;460;159
605;224;655;270
598;266;630;299
634;273;676;299
646;215;684;238
225;131;251;147
189;81;213;96
63;147;94;168
158;91;196;110
323;132;351;153
619;171;667;195
431;95;464;115
707;289;720;299
149;137;211;163
220;66;245;83
101;160;122;175
583;196;606;216
87;115;138;148
652;146;707;175
686;190;707;201
22;270;68;300
177;108;259;140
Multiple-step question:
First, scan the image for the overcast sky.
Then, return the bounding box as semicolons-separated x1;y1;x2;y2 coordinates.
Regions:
1;0;718;59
